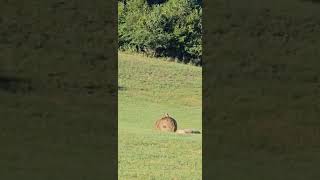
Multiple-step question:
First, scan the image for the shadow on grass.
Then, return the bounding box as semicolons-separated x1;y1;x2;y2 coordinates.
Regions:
300;0;320;3
0;76;33;93
118;86;126;91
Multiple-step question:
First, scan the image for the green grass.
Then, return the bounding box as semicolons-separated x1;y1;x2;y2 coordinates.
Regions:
205;1;320;178
0;54;116;179
118;52;202;180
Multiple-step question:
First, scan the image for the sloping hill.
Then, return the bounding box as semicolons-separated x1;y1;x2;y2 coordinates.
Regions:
205;0;320;179
118;52;202;179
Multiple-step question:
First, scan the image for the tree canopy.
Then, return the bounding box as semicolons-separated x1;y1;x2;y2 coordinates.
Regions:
118;0;202;65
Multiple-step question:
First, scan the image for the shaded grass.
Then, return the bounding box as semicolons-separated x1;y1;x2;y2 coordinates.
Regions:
0;55;115;179
205;0;320;178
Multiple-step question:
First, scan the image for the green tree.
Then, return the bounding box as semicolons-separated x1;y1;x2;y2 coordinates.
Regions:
118;0;202;65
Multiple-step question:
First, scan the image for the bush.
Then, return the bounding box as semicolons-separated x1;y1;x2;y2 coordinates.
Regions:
118;0;202;65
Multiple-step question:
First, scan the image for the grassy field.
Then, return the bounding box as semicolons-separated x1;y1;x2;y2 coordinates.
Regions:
205;0;320;179
0;54;116;179
118;53;202;179
0;1;116;179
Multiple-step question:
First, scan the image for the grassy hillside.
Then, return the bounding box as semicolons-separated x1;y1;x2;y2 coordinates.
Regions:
205;0;320;179
0;1;115;179
0;56;116;179
118;53;202;179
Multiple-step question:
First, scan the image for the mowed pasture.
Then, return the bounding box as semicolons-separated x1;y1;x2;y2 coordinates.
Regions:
0;55;116;179
205;1;320;179
118;53;202;179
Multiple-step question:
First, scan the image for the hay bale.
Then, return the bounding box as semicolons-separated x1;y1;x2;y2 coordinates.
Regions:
155;113;177;132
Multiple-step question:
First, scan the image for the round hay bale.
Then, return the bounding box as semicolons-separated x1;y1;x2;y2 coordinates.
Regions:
155;113;177;132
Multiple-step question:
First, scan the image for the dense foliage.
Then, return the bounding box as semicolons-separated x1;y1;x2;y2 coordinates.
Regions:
118;0;202;65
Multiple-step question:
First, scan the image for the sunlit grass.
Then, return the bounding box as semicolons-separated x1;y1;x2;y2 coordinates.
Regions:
118;52;202;180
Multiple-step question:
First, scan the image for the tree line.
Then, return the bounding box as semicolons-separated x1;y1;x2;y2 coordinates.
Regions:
118;0;202;65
